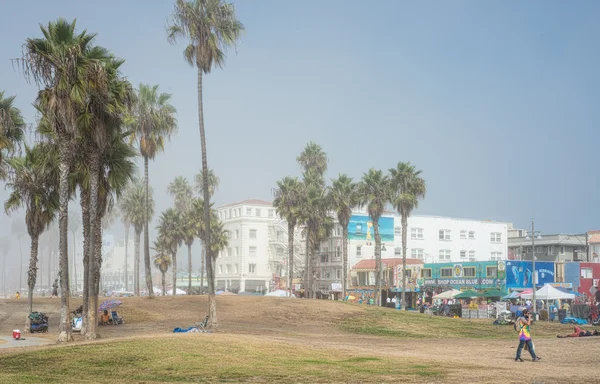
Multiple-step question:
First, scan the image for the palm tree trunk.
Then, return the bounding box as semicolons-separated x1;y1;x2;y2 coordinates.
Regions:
84;154;100;340
197;68;216;326
287;223;294;297
162;272;166;296
72;231;77;295
93;215;103;319
187;243;192;295
401;214;408;311
57;149;73;343
134;229;141;296
200;247;205;294
18;238;23;294
374;221;381;307
80;190;90;335
172;251;177;296
27;235;39;315
124;224;129;291
343;225;349;301
304;230;310;299
143;156;154;297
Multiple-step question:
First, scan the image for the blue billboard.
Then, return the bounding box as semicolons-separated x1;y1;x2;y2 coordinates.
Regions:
348;215;394;244
506;261;555;289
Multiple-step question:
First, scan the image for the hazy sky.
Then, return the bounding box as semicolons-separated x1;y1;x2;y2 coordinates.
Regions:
2;0;600;255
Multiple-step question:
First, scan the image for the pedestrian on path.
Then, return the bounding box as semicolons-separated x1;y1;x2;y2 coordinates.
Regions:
515;309;541;362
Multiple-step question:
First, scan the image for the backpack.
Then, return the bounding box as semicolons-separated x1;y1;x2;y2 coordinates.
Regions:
514;317;522;333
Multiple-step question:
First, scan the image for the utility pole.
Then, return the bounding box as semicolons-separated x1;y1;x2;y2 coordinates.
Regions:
531;219;537;316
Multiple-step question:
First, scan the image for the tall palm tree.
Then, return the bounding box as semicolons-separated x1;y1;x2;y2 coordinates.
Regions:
194;168;218;294
120;214;131;291
328;174;358;301
119;178;154;296
296;142;328;299
389;162;426;311
357;169;390;307
68;212;81;294
152;239;172;296
0;91;25;179
181;208;201;294
168;0;244;327
273;177;301;297
21;18;111;343
4;143;59;313
157;208;185;296
130;83;177;297
168;176;194;213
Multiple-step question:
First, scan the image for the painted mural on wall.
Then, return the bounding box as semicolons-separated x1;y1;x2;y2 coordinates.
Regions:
393;264;422;292
506;261;555;288
347;215;394;244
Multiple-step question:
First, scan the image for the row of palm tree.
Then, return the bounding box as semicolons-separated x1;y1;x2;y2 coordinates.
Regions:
274;143;427;307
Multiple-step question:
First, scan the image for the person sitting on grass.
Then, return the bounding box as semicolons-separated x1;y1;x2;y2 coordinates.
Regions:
100;310;111;326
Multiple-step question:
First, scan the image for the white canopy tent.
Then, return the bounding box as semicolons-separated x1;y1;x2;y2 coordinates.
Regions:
520;284;575;300
432;289;461;300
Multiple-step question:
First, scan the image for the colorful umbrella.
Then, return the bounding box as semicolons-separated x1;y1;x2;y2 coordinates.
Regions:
98;299;122;312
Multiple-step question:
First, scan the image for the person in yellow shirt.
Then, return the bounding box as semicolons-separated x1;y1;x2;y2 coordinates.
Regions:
100;310;111;325
15;291;20;299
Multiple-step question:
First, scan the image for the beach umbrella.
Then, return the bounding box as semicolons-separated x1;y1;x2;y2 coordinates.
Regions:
454;290;482;299
98;299;122;312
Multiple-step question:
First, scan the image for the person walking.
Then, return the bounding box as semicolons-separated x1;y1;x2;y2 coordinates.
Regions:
515;309;541;362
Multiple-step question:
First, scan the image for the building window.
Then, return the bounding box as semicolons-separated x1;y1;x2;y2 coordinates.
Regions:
334;247;341;261
469;250;475;261
321;254;329;263
490;232;502;243
235;247;239;257
535;246;542;254
238;208;242;217
336;226;342;236
439;230;451;241
225;264;231;274
218;265;223;275
581;268;593;279
560;246;565;255
248;264;256;274
235;230;239;240
460;250;466;259
249;229;257;239
356;245;362;257
268;209;274;218
411;249;424;259
486;266;498;278
441;268;453;277
395;226;402;236
460;230;466;239
463;267;476;277
336;269;341;279
249;246;257;257
255;208;261;217
491;252;502;260
421;269;432;278
246;208;252;216
395;247;402;256
547;246;553;255
411;228;424;240
404;269;412;278
234;264;239;274
469;231;475;239
438;249;451;261
227;247;232;257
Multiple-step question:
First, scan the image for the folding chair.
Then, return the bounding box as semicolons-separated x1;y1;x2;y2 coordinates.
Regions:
111;311;124;325
195;316;209;330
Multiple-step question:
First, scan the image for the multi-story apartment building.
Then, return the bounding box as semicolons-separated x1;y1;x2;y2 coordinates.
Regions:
214;199;304;293
507;233;588;262
315;211;510;296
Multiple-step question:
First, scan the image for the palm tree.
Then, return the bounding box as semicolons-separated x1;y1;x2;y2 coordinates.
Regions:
168;0;244;327
21;18;111;343
296;142;328;299
328;174;358;301
389;162;426;311
0;91;25;179
181;208;201;294
357;169;390;307
130;83;177;297
4;143;59;313
168;176;194;213
119;179;154;296
273;177;301;297
194;168;220;199
157;208;185;296
152;239;172;296
120;214;131;291
194;168;218;294
11;218;27;294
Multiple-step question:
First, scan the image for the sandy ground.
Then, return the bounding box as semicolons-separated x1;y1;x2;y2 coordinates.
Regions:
0;296;598;383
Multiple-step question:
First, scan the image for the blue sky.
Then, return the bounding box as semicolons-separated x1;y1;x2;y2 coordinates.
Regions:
1;0;599;244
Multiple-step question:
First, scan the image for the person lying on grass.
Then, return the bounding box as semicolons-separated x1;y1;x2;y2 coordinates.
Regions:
557;326;599;338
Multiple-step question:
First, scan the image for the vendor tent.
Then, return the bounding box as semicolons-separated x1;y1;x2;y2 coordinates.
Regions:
166;288;186;295
520;284;575;300
432;289;461;299
480;289;504;298
454;290;482;299
502;291;520;300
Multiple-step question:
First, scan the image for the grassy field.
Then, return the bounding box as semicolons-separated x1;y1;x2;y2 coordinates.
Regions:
0;334;446;383
340;306;573;339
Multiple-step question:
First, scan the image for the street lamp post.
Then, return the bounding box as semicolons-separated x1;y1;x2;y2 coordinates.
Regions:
525;219;542;318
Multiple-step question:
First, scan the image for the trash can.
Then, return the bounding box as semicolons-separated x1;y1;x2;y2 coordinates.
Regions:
558;309;567;323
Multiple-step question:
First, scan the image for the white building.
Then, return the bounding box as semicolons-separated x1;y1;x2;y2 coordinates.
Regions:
215;199;304;293
100;236;135;291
